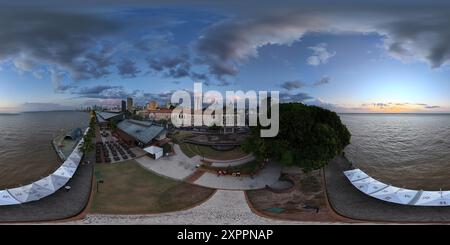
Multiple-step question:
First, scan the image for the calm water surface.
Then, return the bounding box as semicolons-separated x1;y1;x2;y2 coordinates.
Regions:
341;114;450;190
0;111;88;189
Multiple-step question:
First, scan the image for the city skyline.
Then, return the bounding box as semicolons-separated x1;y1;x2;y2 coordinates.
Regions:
0;0;449;113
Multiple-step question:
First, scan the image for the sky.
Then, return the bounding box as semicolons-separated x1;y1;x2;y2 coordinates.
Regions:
0;0;449;113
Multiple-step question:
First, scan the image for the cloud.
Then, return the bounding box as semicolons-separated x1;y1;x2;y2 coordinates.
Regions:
148;53;192;78
73;85;129;99
194;3;450;77
0;8;121;81
19;102;75;112
280;80;305;90
306;43;336;66
117;59;141;78
279;92;313;103
360;102;442;112
313;76;331;86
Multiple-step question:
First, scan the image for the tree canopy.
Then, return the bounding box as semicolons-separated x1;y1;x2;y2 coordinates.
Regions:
241;103;351;172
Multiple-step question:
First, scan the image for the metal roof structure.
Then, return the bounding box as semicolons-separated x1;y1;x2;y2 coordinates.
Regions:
117;119;165;144
96;111;124;123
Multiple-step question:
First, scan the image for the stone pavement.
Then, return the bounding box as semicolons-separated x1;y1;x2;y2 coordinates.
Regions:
65;190;324;225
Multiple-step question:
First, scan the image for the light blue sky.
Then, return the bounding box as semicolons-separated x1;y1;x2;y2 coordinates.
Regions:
0;1;449;113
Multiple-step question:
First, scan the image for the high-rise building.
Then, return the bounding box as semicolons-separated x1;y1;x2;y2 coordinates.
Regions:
121;100;127;112
127;97;133;112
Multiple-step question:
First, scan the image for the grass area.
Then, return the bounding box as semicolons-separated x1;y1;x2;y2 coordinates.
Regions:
202;160;261;175
171;130;194;143
172;129;248;160
91;160;215;214
195;144;248;160
179;142;248;160
179;142;198;158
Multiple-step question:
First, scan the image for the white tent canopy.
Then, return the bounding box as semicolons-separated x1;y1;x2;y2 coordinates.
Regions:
415;191;449;206
0;128;88;206
344;168;449;206
144;146;164;160
0;190;20;205
370;186;403;204
7;184;35;203
50;174;70;190
395;189;419;205
62;159;78;169
34;175;58;192
343;169;369;182
53;165;76;179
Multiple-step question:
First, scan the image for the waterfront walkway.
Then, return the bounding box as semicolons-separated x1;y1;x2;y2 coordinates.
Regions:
0;160;93;223
325;155;450;223
67;190;318;225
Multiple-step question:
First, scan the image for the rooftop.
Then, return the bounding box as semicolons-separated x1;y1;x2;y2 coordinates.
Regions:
96;111;124;123
117;119;165;144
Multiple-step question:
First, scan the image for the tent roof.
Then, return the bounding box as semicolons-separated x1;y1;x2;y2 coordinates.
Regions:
0;190;20;205
344;169;369;182
34;175;58;191
144;146;163;154
53;165;76;179
117;119;165;144
415;191;448;206
7;184;34;203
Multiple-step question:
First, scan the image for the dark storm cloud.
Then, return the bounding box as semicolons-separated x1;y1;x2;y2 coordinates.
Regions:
73;85;129;99
148;53;192;78
117;59;141;78
279;92;313;103
0;7;121;80
194;2;450;76
280;80;305;90
313;76;331;86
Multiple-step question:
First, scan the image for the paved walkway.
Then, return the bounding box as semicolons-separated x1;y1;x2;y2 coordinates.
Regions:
194;163;283;190
136;144;283;190
209;154;255;167
66;190;322;225
326;155;450;223
135;144;201;180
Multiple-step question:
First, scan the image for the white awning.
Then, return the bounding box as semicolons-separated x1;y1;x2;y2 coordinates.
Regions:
68;151;82;163
393;188;418;205
351;177;375;194
370;186;405;204
7;184;34;203
24;184;54;202
62;159;78;169
343;169;369;182
50;174;70;190
53;165;76;178
34;175;58;191
415;191;449;206
0;190;20;205
143;146;164;160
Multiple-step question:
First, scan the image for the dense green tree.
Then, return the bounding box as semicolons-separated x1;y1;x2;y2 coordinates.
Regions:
242;103;351;172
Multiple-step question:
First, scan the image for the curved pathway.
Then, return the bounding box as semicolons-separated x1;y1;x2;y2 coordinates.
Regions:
135;144;283;190
67;190;321;225
208;154;255;167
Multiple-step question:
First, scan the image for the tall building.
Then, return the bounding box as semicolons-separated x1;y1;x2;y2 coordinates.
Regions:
147;100;158;110
121;100;127;112
127;97;133;112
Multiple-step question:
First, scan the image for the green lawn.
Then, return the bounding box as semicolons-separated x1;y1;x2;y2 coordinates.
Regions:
202;160;261;175
91;160;215;214
179;142;248;160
